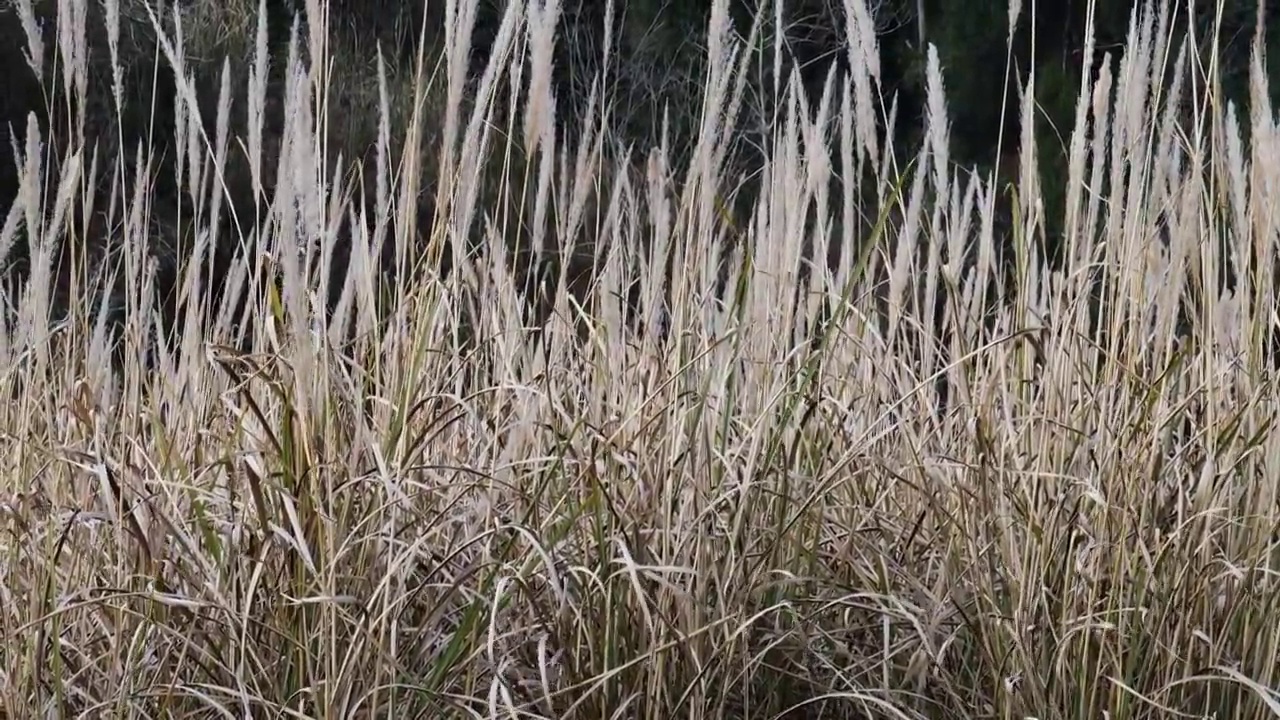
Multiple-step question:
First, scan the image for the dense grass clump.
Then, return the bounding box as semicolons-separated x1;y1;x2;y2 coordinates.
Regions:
2;0;1280;718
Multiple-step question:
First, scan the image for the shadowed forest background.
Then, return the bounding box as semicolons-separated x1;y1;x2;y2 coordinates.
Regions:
5;0;1279;324
317;0;1280;231
384;0;1280;214
323;0;1280;167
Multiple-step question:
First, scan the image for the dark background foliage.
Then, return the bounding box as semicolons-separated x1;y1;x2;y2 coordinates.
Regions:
7;0;1278;221
315;0;1280;250
449;0;1280;162
2;0;1278;362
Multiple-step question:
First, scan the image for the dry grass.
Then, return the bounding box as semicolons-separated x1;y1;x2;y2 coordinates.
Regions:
2;0;1279;717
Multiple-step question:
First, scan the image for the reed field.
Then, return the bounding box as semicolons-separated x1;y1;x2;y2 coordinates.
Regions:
1;0;1278;717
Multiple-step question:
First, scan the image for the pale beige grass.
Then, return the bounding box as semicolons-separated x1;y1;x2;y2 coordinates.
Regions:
0;0;1278;718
